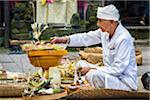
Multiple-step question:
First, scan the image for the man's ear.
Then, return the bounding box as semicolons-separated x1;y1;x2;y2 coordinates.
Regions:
110;20;114;23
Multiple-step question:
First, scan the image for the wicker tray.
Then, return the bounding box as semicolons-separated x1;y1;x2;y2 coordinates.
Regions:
28;50;68;70
65;88;150;99
0;83;27;97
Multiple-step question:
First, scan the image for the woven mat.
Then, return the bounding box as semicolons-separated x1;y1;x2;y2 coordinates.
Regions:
0;83;27;97
65;88;150;99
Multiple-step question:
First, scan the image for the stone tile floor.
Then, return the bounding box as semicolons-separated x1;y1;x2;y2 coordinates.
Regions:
136;45;150;76
0;48;80;74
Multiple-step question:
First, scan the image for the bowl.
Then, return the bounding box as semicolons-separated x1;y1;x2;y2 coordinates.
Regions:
28;50;68;70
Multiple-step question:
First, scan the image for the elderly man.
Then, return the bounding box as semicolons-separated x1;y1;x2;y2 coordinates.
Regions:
51;4;138;91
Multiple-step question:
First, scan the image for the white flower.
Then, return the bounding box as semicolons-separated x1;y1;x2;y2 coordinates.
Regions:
41;25;48;33
31;22;48;40
31;23;37;31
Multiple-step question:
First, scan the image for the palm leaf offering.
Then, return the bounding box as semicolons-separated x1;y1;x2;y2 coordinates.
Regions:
24;70;64;97
57;61;76;84
21;41;65;51
31;23;48;41
58;62;76;78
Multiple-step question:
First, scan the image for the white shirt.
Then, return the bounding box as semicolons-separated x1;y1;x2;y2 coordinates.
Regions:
68;23;138;90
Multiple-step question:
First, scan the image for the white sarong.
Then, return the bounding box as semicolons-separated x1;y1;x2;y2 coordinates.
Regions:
76;60;132;91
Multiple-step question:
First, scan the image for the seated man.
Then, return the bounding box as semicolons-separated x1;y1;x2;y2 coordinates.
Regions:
51;4;138;91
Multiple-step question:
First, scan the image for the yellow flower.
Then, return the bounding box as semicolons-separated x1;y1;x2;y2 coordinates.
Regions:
41;0;46;6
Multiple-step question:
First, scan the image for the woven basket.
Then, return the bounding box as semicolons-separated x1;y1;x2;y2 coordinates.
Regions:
28;50;68;70
0;83;27;97
136;54;143;66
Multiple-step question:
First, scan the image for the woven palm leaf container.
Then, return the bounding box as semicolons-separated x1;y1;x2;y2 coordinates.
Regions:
0;83;27;97
28;50;68;70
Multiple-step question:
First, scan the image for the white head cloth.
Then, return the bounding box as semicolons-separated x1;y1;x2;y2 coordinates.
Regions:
97;4;120;21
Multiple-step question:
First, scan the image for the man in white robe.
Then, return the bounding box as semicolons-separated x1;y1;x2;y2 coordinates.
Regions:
51;4;138;91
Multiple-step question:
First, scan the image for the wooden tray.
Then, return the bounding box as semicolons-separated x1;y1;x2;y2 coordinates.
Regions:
23;90;68;100
28;50;68;70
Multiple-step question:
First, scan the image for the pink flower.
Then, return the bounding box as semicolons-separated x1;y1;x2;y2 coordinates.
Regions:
47;0;54;3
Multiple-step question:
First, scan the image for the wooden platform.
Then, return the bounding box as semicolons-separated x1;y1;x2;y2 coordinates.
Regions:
23;91;68;100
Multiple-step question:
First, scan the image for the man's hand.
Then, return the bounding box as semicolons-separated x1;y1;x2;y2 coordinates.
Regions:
51;37;68;44
79;67;90;76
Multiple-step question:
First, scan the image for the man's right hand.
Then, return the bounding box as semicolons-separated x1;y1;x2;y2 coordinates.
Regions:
79;67;90;76
50;36;68;44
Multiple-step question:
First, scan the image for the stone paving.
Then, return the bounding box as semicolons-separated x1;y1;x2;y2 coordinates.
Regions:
0;49;80;74
136;45;150;76
0;53;37;74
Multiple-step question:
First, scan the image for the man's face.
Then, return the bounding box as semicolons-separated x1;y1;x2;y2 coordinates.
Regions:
97;19;112;33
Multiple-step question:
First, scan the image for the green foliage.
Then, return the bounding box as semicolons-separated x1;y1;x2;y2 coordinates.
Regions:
85;3;98;31
53;88;62;94
70;13;81;28
11;2;33;36
129;29;149;40
40;28;73;40
0;36;4;46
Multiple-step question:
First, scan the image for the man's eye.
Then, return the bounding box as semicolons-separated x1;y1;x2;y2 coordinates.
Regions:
99;19;103;22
